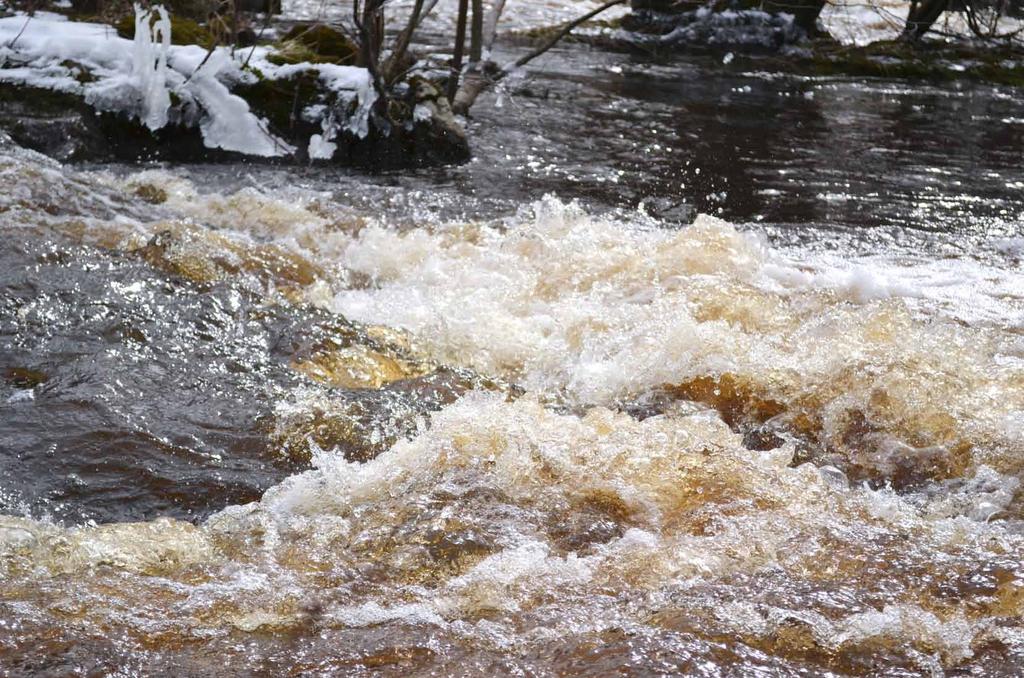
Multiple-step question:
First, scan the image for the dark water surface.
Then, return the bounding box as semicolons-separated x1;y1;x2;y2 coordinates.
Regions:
176;45;1024;248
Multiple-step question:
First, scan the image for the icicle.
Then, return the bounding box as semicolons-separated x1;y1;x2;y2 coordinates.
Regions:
183;51;296;157
131;4;171;131
308;111;339;160
346;74;378;139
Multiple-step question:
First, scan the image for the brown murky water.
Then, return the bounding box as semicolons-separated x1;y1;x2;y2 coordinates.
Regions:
2;36;1024;677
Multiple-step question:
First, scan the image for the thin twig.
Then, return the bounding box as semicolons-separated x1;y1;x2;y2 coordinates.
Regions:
183;32;221;85
6;14;32;50
242;0;277;69
508;0;627;71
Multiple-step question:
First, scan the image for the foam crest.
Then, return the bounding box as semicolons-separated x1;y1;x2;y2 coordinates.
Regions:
329;197;1024;486
2;392;1022;670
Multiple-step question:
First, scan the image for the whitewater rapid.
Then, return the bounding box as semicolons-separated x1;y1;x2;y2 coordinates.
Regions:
1;139;1023;674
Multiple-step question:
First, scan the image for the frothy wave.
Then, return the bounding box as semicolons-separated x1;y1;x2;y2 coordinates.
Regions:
2;148;1023;673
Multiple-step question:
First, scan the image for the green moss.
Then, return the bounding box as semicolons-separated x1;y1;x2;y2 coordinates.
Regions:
115;14;215;47
590;16;626;30
783;38;1024;87
273;24;357;65
233;70;323;132
266;40;323;66
60;60;97;84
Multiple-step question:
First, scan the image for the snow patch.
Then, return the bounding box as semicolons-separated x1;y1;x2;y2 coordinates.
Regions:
0;8;379;156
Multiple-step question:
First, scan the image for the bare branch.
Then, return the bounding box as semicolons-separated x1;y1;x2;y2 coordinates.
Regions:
384;0;425;83
508;0;626;71
453;0;626;115
415;0;443;30
6;15;32;50
242;1;277;69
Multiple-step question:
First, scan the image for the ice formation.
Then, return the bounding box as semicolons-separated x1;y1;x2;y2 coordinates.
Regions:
0;8;377;157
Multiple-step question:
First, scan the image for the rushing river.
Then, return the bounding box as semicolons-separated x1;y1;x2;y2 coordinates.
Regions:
2;29;1024;676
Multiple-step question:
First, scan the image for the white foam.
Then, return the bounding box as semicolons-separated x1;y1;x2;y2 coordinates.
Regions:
327;199;1024;452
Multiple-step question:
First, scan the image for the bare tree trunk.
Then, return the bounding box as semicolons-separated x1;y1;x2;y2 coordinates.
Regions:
901;0;950;40
470;0;484;62
483;0;507;51
352;0;389;117
761;0;827;34
355;0;385;72
452;71;489;114
362;1;384;69
447;0;470;101
451;0;486;115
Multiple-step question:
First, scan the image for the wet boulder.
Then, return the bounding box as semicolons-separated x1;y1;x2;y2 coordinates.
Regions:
0;82;231;163
233;70;470;168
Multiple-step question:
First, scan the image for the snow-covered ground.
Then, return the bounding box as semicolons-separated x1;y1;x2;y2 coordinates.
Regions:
821;0;1024;45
